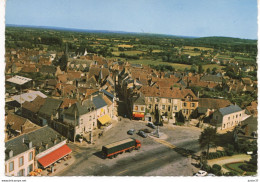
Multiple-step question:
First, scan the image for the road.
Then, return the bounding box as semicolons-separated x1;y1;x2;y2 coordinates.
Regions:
57;121;201;176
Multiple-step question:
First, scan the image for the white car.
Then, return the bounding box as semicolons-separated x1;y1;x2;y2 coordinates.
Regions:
207;173;215;176
194;170;207;176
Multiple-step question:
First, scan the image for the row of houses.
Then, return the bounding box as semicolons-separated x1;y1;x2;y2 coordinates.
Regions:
114;63;256;132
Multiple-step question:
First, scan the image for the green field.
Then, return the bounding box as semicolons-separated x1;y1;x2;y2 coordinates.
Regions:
112;50;144;56
126;58;223;71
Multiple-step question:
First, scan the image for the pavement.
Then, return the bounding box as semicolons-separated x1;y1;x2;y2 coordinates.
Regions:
55;117;202;176
37;154;75;176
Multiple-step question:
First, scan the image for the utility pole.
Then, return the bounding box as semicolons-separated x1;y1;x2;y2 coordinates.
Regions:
74;108;77;143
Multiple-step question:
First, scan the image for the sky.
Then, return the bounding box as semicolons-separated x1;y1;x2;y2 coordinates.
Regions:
5;0;259;39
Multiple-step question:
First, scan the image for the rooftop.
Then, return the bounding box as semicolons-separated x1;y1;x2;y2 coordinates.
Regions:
7;75;32;85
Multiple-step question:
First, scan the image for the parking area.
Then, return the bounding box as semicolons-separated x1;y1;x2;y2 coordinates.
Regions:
57;117;202;176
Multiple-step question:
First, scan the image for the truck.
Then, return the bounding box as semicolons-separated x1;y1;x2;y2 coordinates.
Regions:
102;138;141;159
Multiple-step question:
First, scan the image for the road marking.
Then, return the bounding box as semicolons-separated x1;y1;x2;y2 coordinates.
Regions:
117;169;128;175
154;139;176;149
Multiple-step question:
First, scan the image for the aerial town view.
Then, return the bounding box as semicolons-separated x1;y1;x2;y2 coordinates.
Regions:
2;0;258;179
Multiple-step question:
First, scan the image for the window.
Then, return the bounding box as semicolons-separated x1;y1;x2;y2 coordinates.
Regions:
148;104;152;109
174;106;177;111
240;114;241;116
168;99;171;103
141;106;145;111
183;103;187;107
27;164;33;175
162;105;165;110
89;116;92;121
223;124;225;128
168;106;171;112
28;151;33;161
149;97;153;102
18;169;24;176
9;161;14;172
236;115;238;118
156;98;159;102
134;106;138;111
191;103;195;107
19;156;24;167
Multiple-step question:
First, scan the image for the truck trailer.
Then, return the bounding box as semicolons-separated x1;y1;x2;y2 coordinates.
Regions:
102;138;141;159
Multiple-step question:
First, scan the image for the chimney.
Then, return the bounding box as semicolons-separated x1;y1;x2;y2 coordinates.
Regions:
29;141;33;148
9;150;13;158
91;95;93;101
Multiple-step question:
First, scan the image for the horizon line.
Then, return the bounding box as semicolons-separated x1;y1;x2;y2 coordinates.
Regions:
5;23;257;41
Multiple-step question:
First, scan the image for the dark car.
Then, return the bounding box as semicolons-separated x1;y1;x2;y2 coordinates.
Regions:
138;130;147;138
147;122;156;129
127;129;135;135
140;128;152;133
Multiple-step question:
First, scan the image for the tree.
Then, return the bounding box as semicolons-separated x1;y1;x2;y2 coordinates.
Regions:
198;64;204;74
199;127;217;158
206;68;211;74
212;67;217;74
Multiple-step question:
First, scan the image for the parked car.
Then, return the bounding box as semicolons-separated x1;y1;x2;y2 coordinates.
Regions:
140;128;152;133
194;170;207;176
147;122;156;129
138;130;147;138
207;173;215;176
127;129;135;135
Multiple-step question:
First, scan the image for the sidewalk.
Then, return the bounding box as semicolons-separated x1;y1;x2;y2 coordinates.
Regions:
38;154;75;176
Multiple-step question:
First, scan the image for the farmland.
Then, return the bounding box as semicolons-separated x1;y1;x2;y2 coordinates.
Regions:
5;26;257;73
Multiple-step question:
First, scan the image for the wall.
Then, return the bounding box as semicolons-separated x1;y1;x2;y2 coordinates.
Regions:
5;148;35;176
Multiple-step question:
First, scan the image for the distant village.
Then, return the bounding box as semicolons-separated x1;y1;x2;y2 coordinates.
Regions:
4;46;257;176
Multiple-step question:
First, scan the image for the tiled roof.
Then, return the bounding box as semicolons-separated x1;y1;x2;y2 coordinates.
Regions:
12;91;47;104
38;98;63;117
199;98;231;109
60;98;78;109
92;95;107;109
5;126;66;160
22;96;46;113
218;105;242;116
63;101;95;116
140;86;198;100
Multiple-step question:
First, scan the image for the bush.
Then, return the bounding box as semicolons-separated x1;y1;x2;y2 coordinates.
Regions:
207;151;228;159
239;164;257;172
212;164;222;171
224;172;237;176
226;149;234;156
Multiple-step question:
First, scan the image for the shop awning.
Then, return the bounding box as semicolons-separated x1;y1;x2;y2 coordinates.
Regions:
98;114;111;125
38;145;72;168
133;112;144;118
